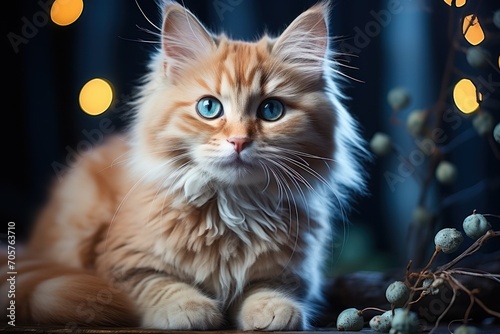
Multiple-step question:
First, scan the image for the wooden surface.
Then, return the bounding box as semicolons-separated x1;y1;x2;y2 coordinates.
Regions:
2;326;500;334
3;267;498;333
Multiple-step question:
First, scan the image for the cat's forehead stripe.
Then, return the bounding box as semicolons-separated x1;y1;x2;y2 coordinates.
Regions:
216;41;268;95
195;78;211;91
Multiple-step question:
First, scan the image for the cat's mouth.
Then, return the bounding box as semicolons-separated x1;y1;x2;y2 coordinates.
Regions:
219;154;254;169
207;154;265;185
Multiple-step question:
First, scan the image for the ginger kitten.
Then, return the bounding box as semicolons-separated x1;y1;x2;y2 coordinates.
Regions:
2;0;367;330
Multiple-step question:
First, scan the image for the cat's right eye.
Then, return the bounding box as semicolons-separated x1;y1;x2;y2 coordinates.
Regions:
196;97;224;119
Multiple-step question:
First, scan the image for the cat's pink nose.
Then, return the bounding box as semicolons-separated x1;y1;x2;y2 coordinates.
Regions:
227;137;252;154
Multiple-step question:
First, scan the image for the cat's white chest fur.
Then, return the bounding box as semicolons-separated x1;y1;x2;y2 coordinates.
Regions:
150;185;307;304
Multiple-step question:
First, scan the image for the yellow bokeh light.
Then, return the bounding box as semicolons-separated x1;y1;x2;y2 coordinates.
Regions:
443;0;466;7
79;78;114;116
453;78;482;114
462;15;485;46
50;0;84;26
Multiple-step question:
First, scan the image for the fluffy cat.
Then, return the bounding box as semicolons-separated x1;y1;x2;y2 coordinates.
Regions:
2;0;367;330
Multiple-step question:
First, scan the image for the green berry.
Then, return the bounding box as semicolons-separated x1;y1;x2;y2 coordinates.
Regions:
494;10;500;29
336;308;364;331
412;206;433;226
386;281;410;307
466;47;490;69
382;310;394;320
463;213;491;239
370;132;392;156
406;110;426;136
472;111;494;136
454;325;477;334
493;123;500;144
390;309;420;334
435;161;457;185
369;315;392;333
434;228;464;253
388;87;411;111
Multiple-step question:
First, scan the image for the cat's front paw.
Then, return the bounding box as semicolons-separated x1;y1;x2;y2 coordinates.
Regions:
142;292;222;330
238;291;303;331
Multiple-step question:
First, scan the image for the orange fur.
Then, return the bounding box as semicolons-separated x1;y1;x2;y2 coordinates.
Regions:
6;1;368;330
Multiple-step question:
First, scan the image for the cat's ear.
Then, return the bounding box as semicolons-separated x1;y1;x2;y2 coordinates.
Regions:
272;2;330;81
161;2;216;79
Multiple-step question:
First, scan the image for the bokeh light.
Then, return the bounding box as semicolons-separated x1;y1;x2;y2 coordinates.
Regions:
50;0;84;26
453;78;482;114
462;15;485;46
79;78;114;116
443;0;466;7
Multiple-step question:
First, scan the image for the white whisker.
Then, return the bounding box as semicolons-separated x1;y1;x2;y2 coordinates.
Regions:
135;0;161;32
264;162;303;276
258;161;272;194
267;162;297;234
279;147;334;162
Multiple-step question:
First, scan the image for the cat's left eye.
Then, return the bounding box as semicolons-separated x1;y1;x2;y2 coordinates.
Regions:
257;99;285;122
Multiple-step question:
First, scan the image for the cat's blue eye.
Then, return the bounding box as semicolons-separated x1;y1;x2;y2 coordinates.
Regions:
257;99;285;122
196;97;223;119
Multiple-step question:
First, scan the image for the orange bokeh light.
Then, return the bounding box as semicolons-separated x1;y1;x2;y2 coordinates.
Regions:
443;0;466;7
462;15;485;46
50;0;84;26
453;78;482;114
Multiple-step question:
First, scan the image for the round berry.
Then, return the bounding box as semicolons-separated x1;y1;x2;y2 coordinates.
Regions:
412;206;433;226
463;213;491;239
466;47;490;69
493;123;500;144
382;310;394;320
472;111;494;136
434;228;464;253
435;161;457;185
494;10;500;29
388;87;411;111
406;109;426;136
390;309;420;334
454;325;477;334
386;281;410;307
370;132;392;156
336;308;364;331
369;315;392;333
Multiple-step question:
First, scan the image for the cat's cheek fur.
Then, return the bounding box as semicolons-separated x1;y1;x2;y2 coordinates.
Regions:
238;290;304;331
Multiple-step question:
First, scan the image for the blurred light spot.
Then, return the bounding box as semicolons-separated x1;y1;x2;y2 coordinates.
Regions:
50;0;84;26
79;78;114;116
498;55;500;69
453;78;482;114
443;0;466;7
462;15;485;46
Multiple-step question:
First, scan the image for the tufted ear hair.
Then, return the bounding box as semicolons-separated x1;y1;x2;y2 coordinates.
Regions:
161;1;216;80
272;2;330;81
